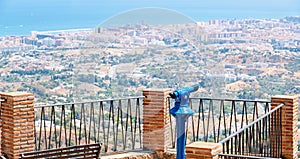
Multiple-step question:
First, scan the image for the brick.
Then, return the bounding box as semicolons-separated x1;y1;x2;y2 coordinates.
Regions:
271;95;298;159
142;89;171;152
0;92;35;158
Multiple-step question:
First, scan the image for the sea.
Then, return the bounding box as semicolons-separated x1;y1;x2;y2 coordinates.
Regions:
0;0;299;37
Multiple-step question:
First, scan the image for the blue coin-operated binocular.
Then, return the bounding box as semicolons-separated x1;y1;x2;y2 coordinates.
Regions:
169;84;199;159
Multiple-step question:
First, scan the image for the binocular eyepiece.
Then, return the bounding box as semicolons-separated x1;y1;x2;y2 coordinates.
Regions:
169;84;199;99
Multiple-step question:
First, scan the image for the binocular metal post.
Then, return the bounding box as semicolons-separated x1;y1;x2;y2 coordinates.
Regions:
169;84;199;159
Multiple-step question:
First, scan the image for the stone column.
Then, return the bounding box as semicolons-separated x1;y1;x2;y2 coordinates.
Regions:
0;92;35;159
186;141;222;159
271;95;298;159
142;89;171;152
0;95;2;156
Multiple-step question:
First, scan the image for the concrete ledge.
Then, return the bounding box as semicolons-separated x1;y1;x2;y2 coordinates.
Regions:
101;151;155;159
186;142;222;159
100;150;176;159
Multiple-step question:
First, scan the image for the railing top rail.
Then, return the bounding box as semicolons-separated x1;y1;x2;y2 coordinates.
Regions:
189;97;270;103
34;96;145;108
218;103;284;144
219;153;282;159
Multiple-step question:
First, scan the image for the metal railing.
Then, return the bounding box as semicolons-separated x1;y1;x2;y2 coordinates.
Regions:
218;103;284;158
34;96;144;153
168;97;271;148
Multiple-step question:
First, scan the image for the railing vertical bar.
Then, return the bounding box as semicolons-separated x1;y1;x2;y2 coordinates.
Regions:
34;109;37;150
241;128;243;155
252;124;256;155
92;102;97;144
128;99;134;150
262;114;265;157
196;100;201;141
255;102;259;121
242;130;245;155
63;105;67;147
78;104;83;145
69;104;73;146
233;101;238;133
127;99;133;149
100;101;107;152
42;107;48;149
200;99;206;141
248;126;251;156
96;101;101;143
279;107;282;157
88;103;92;144
222;100;227;142
252;102;258;124
271;110;274;156
240;131;243;155
58;106;64;148
38;107;43;150
263;114;266;156
106;101;112;151
196;99;201;141
53;106;58;149
237;131;240;155
236;130;238;154
190;99;195;142
211;100;216;142
82;103;87;145
265;102;269;157
119;100;125;150
48;106;54;149
228;101;233;137
137;98;142;149
254;120;257;155
258;119;261;156
217;100;223;143
115;100;120;151
241;101;246;128
230;133;233;154
226;140;229;154
222;142;225;154
72;104;77;146
234;132;237;154
132;99;138;149
109;100;116;151
205;99;212;142
256;121;259;155
132;99;137;149
168;98;175;148
124;99;129;150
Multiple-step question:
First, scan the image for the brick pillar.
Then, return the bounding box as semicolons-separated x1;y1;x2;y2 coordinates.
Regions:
0;95;2;156
142;89;171;152
0;92;35;159
186;141;222;159
271;95;298;159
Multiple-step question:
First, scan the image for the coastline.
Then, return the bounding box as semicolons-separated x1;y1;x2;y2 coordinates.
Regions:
1;15;299;37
